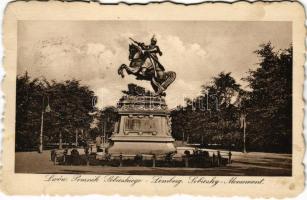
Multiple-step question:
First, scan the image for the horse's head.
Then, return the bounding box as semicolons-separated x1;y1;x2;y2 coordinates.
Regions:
129;43;142;60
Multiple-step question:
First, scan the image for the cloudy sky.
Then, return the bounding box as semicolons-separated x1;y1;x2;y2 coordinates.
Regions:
18;21;291;108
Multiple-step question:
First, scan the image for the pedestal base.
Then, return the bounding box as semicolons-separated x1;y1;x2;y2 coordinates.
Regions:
108;95;176;156
108;140;176;155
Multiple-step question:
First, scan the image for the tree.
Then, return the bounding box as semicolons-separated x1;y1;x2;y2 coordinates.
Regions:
201;72;241;109
16;72;44;150
171;43;293;153
171;72;241;148
15;73;97;151
43;79;96;144
243;42;292;152
97;106;118;140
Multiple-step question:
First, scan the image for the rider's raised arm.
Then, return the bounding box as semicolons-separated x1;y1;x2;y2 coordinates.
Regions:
138;42;146;49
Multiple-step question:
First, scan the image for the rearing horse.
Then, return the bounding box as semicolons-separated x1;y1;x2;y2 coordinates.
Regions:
118;43;176;96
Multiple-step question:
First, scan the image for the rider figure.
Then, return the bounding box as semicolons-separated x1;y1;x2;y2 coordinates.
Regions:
120;36;175;96
142;35;162;59
137;35;164;77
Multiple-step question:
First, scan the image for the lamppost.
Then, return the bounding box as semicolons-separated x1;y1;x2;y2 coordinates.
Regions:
100;111;110;147
240;113;247;153
38;95;51;153
101;113;106;146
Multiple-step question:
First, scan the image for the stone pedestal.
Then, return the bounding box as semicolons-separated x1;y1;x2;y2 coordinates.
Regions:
108;95;176;156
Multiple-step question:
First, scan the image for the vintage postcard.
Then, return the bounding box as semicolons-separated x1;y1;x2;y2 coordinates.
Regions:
0;0;305;197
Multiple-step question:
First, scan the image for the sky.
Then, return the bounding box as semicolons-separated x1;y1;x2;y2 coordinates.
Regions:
17;20;292;108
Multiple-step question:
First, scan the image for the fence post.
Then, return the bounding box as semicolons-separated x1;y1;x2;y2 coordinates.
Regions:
54;154;57;165
217;151;221;167
184;155;189;168
212;153;215;167
228;150;232;164
63;154;66;165
86;149;90;166
86;156;89;166
152;154;156;168
119;153;123;167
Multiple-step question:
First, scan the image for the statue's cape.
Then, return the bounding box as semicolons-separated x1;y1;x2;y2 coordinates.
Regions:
148;54;165;71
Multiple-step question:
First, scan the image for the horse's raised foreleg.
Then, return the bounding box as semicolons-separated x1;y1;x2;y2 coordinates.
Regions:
118;64;127;78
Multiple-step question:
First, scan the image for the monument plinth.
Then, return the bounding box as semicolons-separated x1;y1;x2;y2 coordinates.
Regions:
108;95;176;155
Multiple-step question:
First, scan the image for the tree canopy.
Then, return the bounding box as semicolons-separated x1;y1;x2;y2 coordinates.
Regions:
171;42;292;153
16;74;96;151
242;43;292;152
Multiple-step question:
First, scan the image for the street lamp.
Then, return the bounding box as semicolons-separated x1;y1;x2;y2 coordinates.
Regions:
38;95;51;153
240;113;247;153
101;112;106;146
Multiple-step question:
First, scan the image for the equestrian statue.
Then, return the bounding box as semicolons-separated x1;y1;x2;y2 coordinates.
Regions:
118;35;176;96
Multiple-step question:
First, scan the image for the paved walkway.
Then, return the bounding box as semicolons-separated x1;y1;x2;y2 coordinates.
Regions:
15;150;291;176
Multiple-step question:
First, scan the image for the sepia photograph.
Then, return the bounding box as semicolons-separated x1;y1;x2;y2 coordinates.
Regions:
1;1;305;197
15;20;293;176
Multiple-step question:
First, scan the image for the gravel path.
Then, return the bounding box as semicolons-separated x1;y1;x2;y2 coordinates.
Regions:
15;150;291;176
